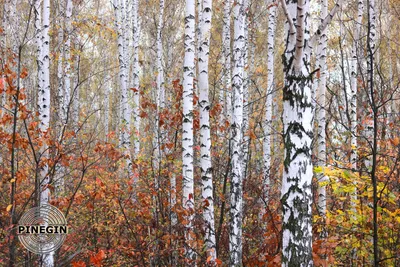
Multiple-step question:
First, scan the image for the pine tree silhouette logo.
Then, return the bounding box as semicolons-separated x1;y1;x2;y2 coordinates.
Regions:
17;204;68;254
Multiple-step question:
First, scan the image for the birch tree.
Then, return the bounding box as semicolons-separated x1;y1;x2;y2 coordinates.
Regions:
57;1;64;133
349;0;363;211
280;0;341;265
156;0;164;110
132;0;140;155
36;0;51;207
366;0;379;264
222;0;232;124
154;0;165;197
280;1;313;264
241;0;249;177
112;0;132;176
229;0;245;264
316;0;328;221
63;0;73;127
198;0;216;261
37;0;53;265
182;0;196;262
263;0;277;206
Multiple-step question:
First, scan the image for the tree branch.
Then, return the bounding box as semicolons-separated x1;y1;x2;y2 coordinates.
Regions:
309;0;342;47
293;0;306;72
279;0;296;35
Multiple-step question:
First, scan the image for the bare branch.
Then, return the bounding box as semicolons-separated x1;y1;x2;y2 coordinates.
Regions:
309;0;342;47
279;0;296;35
293;0;306;72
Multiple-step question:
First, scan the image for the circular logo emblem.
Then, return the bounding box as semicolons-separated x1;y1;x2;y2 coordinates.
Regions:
17;204;68;254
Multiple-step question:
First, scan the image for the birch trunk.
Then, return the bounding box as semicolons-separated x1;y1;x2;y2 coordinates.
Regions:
229;0;245;265
113;0;132;176
156;0;165;110
263;0;277;206
316;0;328;220
367;0;379;264
132;0;140;155
222;0;232;124
241;0;250;181
39;0;51;205
55;0;65;196
281;1;313;265
350;0;363;211
154;0;165;189
182;0;196;262
57;1;64;131
34;0;43;111
366;0;376;169
198;0;216;261
64;0;72;126
38;0;54;265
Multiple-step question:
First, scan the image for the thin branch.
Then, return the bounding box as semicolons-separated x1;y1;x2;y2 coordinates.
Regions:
309;0;342;47
279;0;295;35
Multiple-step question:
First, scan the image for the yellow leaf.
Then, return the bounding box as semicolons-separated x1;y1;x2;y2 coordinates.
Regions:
314;166;323;173
6;205;12;212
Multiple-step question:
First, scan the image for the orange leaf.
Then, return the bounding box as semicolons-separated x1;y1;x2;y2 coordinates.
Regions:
207;255;213;263
392;137;399;146
71;261;86;267
90;250;106;267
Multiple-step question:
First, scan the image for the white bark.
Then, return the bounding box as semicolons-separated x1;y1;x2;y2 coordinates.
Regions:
229;0;245;265
123;0;130;82
113;0;132;176
64;0;72;126
316;0;328;219
38;0;54;265
263;0;277;206
365;0;376;170
198;0;216;261
34;0;43;109
37;0;51;205
132;0;140;155
154;0;165;191
241;0;249;179
55;1;65;196
350;0;363;209
156;0;165;110
281;1;313;266
222;0;232;124
182;0;196;261
57;1;64;131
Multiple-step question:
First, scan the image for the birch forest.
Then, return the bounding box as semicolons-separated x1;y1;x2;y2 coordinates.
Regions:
1;0;400;266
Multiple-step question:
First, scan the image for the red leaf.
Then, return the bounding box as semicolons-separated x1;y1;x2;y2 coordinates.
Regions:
71;261;86;267
90;250;106;267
